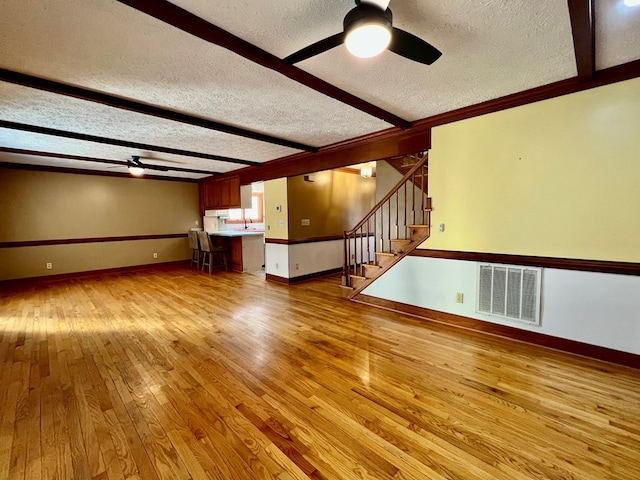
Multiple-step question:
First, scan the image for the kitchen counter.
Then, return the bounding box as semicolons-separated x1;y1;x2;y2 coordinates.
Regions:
208;230;264;237
207;231;264;273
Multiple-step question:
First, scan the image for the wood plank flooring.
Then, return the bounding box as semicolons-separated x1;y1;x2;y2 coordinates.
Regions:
1;264;639;479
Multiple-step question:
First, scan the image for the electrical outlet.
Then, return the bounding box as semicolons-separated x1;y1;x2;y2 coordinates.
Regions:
456;292;464;304
301;219;310;226
275;262;279;269
46;262;52;270
295;263;299;270
153;253;158;259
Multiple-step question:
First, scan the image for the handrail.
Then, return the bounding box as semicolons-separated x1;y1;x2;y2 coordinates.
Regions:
345;152;428;236
342;152;430;287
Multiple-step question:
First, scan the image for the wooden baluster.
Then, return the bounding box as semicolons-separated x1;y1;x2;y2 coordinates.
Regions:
343;232;348;285
421;164;426;225
404;180;407;239
387;200;391;252
366;218;370;264
412;172;417;225
395;191;399;240
360;227;364;276
352;233;356;278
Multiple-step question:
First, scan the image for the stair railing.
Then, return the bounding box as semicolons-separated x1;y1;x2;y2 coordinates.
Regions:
343;152;429;286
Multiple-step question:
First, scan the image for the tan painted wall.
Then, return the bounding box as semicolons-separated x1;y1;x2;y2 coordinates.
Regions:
425;77;640;262
0;168;200;280
287;170;376;239
264;177;289;240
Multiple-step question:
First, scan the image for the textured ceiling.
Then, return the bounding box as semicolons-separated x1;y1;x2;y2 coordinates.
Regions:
1;0;639;180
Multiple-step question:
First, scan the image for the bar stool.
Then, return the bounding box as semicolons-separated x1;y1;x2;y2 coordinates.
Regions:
197;231;228;273
188;230;201;268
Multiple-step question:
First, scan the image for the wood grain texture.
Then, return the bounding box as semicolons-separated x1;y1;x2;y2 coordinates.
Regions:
1;265;639;479
411;248;640;277
0;233;187;249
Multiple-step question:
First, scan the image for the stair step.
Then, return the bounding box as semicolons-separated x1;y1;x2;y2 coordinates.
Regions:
390;238;413;254
407;224;429;229
339;285;355;298
362;263;384;280
349;274;369;289
408;226;430;244
363;263;382;270
375;252;397;268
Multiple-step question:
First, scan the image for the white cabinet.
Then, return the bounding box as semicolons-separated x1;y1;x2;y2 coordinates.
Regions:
240;185;252;209
241;235;264;273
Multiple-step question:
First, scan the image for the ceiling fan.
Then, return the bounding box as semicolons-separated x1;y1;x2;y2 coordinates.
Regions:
283;0;442;65
127;155;168;176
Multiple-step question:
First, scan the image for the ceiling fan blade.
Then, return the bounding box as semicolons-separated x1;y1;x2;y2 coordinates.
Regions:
139;155;185;165
389;27;442;65
283;32;345;65
359;0;391;10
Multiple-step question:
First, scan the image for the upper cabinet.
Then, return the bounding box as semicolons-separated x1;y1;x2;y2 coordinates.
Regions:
200;176;241;211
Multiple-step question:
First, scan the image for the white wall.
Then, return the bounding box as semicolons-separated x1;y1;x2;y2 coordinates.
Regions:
289;240;344;278
265;243;290;278
363;256;640;354
266;238;377;280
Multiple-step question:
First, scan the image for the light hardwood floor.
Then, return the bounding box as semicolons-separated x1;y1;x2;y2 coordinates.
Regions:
1;264;639;480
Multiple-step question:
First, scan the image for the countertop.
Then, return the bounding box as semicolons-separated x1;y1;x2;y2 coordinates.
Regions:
208;230;265;237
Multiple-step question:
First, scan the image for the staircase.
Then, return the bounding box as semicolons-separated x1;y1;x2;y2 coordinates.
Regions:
341;152;431;299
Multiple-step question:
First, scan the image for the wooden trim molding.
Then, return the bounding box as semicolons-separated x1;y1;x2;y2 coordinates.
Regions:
0;233;187;249
354;294;640;369
264;238;289;245
414;59;640;132
266;267;342;285
116;0;409;129
567;0;595;80
0;120;260;167
0;148;219;176
265;233;374;245
265;235;342;245
0;68;316;153
234;126;431;185
410;249;640;276
217;59;640;184
265;273;289;284
0;161;200;182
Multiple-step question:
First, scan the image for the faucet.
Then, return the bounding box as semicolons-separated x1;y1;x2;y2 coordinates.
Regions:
244;218;253;230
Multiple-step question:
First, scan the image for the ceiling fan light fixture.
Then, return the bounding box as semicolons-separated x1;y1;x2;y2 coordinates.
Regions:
346;23;391;58
128;165;145;176
344;4;393;59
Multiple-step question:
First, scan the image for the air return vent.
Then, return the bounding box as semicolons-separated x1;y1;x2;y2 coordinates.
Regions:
477;264;542;325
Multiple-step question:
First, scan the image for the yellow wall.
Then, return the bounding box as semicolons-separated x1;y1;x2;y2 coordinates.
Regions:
287;170;375;239
425;78;640;262
264;177;289;239
0;168;200;280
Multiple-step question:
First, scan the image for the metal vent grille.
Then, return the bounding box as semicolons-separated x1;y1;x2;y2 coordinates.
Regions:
477;264;541;325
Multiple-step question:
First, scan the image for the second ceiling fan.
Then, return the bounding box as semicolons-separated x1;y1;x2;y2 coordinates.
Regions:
283;0;442;65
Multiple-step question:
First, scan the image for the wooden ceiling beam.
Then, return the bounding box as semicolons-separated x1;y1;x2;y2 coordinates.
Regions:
116;0;411;130
0;120;260;166
567;0;596;80
228;58;640;184
0;68;315;153
0;147;220;175
0;161;198;182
